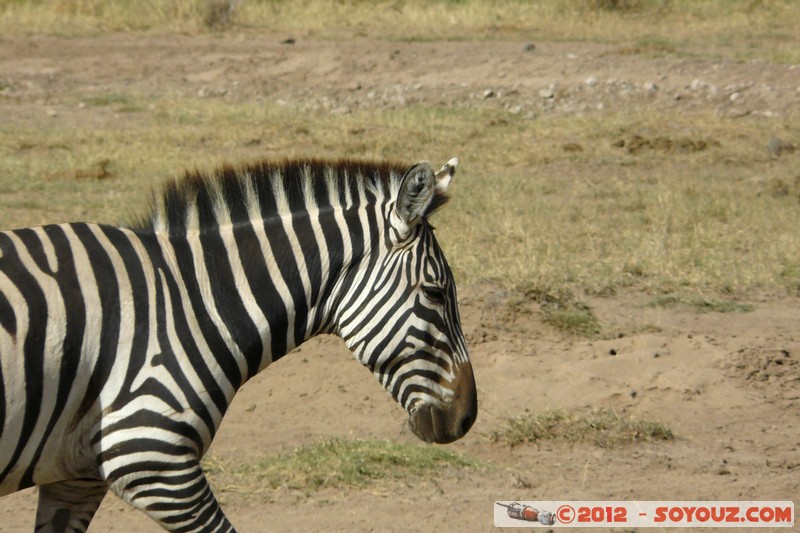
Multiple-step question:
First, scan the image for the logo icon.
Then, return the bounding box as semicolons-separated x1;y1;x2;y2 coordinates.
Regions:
496;502;556;525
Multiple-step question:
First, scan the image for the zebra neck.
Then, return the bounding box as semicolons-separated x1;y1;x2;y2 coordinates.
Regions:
160;205;371;386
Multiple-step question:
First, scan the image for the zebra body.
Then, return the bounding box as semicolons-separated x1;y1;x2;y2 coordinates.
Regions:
0;158;477;531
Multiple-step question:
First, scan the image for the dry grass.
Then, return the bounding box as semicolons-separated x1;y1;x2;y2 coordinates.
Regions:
1;1;799;62
2;95;799;297
1;3;799;298
490;408;674;448
645;295;754;313
525;289;602;337
202;438;483;495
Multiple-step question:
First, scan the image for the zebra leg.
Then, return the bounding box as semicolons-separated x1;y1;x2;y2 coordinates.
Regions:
34;479;108;533
106;460;235;532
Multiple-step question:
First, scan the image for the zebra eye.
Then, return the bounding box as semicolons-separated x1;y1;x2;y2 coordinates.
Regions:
421;284;446;304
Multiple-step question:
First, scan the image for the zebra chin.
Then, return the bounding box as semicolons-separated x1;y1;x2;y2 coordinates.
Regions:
407;365;478;444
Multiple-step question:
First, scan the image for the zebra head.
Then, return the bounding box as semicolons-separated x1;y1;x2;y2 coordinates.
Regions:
335;158;477;444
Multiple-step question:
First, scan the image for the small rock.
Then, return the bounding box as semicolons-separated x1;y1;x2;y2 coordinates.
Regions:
730;92;741;102
726;109;751;119
643;81;657;92
585;76;598;87
46;108;58;117
717;466;731;476
281;37;296;45
538;85;555;99
197;87;227;98
768;137;796;156
690;78;704;91
482;89;495;99
609;348;617;356
630;390;637;398
522;42;536;52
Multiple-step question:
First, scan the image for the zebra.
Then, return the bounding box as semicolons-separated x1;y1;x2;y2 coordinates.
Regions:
0;156;477;531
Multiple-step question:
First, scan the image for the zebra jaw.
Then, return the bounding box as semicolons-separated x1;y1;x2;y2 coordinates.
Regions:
407;364;477;444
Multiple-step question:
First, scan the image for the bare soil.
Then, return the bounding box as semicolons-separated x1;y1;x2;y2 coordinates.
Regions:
0;34;798;532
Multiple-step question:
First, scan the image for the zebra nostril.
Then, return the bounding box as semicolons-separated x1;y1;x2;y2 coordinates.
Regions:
459;412;475;436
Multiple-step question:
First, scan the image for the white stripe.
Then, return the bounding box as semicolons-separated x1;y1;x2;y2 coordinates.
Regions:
2;231;66;475
32;227;58;273
0;267;28;467
156;242;235;410
243;180;296;369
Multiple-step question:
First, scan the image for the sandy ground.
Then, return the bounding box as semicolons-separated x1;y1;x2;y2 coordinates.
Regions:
0;34;799;532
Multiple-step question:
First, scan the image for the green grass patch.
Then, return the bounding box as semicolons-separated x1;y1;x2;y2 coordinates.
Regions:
526;289;601;337
491;408;674;448
646;295;754;313
82;93;134;107
203;438;483;495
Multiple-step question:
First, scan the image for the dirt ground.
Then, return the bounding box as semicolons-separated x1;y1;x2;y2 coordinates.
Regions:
0;34;799;532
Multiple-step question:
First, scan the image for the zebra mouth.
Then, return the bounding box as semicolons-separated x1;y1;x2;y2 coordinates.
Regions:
408;405;438;443
407;363;478;444
408;400;476;444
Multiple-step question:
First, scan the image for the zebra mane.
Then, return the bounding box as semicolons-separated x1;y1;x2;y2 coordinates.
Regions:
129;158;450;236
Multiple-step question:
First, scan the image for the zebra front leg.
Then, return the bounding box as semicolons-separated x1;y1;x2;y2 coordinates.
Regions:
106;458;234;532
34;479;108;533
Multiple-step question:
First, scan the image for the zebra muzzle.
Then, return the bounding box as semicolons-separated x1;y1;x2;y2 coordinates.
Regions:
408;364;477;444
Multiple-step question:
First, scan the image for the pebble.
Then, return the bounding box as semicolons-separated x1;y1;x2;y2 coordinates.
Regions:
538;85;555;99
482;89;495;99
522;42;536;52
643;81;657;92
730;92;741;102
585;76;598;87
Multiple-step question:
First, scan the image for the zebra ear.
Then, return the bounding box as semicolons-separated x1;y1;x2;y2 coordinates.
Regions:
434;157;458;195
395;161;436;228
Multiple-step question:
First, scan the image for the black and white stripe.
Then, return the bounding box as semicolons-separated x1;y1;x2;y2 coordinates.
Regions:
0;157;476;531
